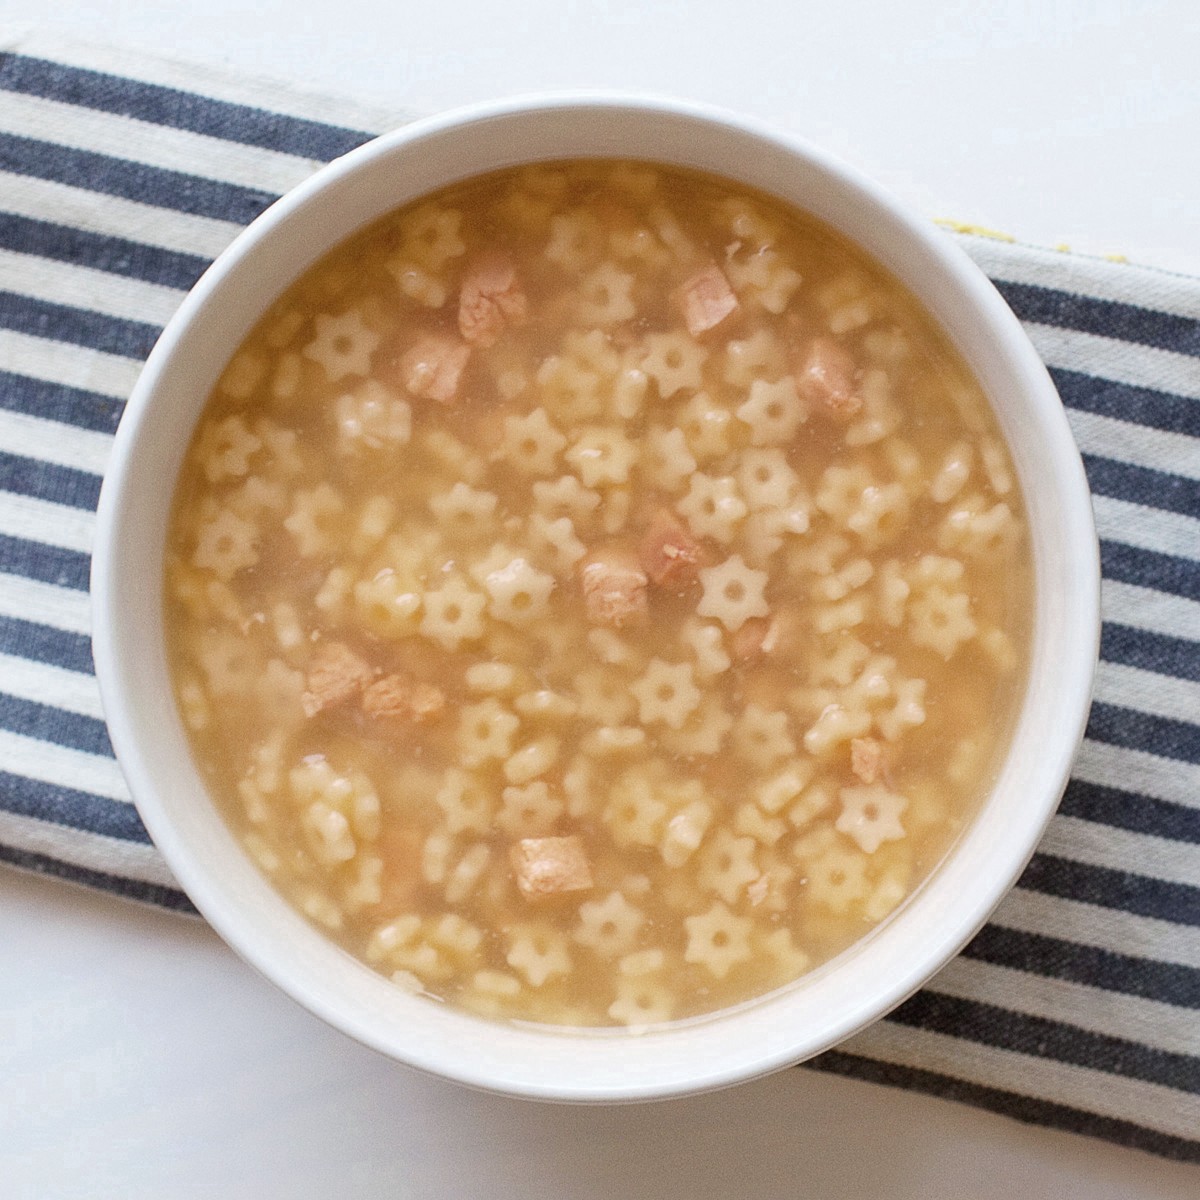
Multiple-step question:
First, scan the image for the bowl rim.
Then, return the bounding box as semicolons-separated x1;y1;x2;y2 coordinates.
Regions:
91;91;1101;1101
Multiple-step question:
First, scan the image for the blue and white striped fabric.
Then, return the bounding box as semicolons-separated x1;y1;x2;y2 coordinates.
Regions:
1;35;1197;1164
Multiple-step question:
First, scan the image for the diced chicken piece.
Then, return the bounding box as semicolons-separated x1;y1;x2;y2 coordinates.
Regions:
676;263;739;337
579;547;649;628
401;333;470;404
730;616;781;662
458;252;528;348
795;336;861;417
302;641;374;718
362;673;446;724
511;835;593;899
638;508;702;589
851;736;883;785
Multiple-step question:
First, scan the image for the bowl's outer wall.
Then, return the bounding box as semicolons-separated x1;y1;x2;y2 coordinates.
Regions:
91;96;1100;1101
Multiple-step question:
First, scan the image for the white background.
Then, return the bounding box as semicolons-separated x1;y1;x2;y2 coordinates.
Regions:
2;2;1199;1196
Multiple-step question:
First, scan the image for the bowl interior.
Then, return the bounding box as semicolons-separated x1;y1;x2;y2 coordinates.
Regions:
92;97;1099;1100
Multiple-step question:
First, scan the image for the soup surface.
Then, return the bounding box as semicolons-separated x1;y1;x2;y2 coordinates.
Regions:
165;160;1030;1028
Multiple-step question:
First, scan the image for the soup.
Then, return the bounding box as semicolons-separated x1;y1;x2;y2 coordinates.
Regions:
164;160;1030;1029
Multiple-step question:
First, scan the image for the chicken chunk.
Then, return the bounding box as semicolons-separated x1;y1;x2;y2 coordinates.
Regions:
730;616;778;662
511;835;594;899
579;547;649;628
401;333;470;404
302;641;374;718
676;263;738;337
795;336;861;417
851;736;883;785
638;508;702;589
458;252;528;347
362;673;446;724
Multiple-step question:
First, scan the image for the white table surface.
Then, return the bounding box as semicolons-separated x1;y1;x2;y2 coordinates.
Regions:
2;3;1199;1196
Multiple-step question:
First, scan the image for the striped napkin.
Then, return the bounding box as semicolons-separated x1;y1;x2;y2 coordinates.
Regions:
1;33;1197;1164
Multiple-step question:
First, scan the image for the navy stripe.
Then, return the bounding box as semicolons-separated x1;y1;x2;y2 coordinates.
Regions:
964;922;1200;1009
1051;367;1200;438
0;769;145;842
1003;279;1200;357
0;843;194;914
888;990;1200;1094
1087;700;1200;767
0;535;90;591
0;131;279;225
0;449;100;509
0;613;94;675
1084;453;1200;520
0;692;113;758
1060;777;1200;845
1102;622;1200;684
0;370;124;434
807;1052;1200;1164
0;290;159;360
1101;538;1200;604
0;54;371;162
0;211;209;291
1019;853;1200;928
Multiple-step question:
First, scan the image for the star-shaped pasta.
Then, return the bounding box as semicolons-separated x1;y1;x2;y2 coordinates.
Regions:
531;474;602;522
836;784;908;854
630;659;701;729
697;829;760;905
546;208;605;272
576;261;637;325
737;448;801;510
505;925;573;987
385;259;447;308
356;569;423;639
428;481;499;537
659;696;733;758
641;330;707;398
735;376;806;446
564;426;637;487
608;976;673;1028
302;309;381;381
196;415;261;483
420;575;487;650
396;203;466;271
574;890;645;955
604;768;669;847
283;483;344;557
676;391;737;461
726;246;803;313
641;425;697;493
876;678;927;742
908;585;977;658
697;554;770;631
434;768;495;836
193;507;259;581
483;556;556;625
676;473;748;543
335;381;412;452
722;328;787;388
732;704;796;768
501;406;567;476
526;512;586;575
683;901;752;979
457;698;520;768
496;782;565;837
803;844;869;914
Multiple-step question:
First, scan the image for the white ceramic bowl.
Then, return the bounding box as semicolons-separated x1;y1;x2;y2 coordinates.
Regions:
91;95;1099;1101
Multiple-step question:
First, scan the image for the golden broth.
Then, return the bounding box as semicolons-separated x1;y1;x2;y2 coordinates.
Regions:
165;161;1030;1028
